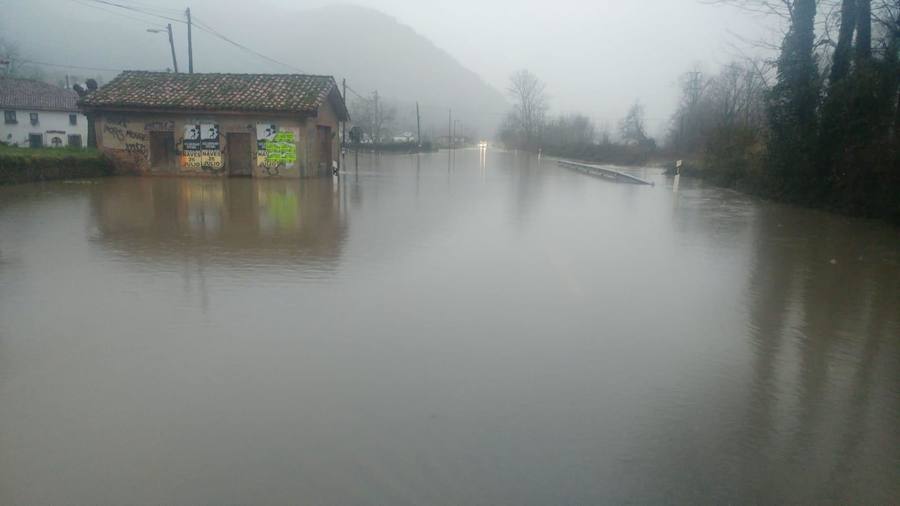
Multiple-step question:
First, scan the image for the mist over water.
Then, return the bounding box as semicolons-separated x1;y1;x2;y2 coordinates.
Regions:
0;151;897;504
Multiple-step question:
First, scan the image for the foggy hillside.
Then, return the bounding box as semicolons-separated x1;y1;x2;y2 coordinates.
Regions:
2;2;507;137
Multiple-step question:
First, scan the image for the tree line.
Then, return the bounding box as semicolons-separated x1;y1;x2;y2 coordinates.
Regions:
673;0;900;222
500;1;900;223
498;69;659;165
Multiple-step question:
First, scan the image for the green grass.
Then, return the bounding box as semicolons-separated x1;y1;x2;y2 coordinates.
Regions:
0;144;104;160
0;144;113;184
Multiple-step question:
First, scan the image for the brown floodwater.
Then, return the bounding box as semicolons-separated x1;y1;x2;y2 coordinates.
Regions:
0;149;898;504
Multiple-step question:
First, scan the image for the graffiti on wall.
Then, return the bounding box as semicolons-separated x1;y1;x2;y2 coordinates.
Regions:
125;130;148;155
144;120;174;131
256;123;297;175
182;123;223;170
102;118;149;156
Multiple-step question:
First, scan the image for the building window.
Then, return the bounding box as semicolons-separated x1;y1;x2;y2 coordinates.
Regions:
68;134;82;148
69;114;77;126
30;113;39;126
3;110;15;124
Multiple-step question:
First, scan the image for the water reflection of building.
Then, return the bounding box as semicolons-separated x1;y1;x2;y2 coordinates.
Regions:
89;177;347;267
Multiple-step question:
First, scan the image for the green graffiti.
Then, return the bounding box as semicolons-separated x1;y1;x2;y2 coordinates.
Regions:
264;132;297;165
272;131;294;143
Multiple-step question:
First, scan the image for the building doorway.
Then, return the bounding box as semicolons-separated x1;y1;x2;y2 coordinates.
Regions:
28;134;42;148
317;125;332;172
149;131;176;171
227;133;253;177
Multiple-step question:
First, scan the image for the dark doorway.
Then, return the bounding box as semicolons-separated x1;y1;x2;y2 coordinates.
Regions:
149;131;176;171
28;134;42;148
317;125;332;172
227;133;253;177
68;134;82;148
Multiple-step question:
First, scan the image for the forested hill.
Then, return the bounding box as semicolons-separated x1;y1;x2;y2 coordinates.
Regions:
2;3;507;137
266;5;508;137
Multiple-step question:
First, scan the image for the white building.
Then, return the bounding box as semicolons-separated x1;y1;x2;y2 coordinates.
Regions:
1;77;88;148
392;131;416;143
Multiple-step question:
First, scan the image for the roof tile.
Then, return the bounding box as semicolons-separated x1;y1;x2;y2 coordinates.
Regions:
0;77;79;112
79;71;339;114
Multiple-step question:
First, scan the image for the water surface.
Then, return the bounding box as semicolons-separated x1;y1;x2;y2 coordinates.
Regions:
1;150;898;504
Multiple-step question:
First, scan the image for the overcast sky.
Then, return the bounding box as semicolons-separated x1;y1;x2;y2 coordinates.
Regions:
6;0;777;137
266;0;777;136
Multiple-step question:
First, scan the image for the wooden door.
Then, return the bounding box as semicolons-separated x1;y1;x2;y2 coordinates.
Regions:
317;126;332;172
149;131;176;171
227;133;252;177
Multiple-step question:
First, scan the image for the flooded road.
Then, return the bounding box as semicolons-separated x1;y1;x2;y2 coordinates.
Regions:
1;149;898;504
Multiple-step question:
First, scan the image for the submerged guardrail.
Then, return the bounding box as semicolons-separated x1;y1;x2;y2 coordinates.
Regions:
558;160;653;185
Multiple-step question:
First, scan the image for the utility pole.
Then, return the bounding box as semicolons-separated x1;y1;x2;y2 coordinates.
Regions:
341;78;347;146
373;90;379;143
448;108;452;150
452;119;459;151
147;25;179;73
340;78;347;172
186;7;194;73
166;24;179;73
416;101;421;148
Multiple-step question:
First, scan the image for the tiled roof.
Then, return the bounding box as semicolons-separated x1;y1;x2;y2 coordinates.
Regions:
0;77;79;112
79;71;342;115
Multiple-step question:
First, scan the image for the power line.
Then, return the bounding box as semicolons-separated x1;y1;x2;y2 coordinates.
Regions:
74;0;302;74
103;0;185;16
69;0;166;28
343;85;510;121
81;0;186;24
17;58;127;72
344;84;369;101
190;16;304;73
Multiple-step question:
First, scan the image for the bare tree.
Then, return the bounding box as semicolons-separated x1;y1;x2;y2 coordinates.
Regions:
543;114;596;147
506;69;548;149
349;93;396;143
372;98;396;143
619;101;652;146
710;62;768;128
670;67;711;153
596;120;613;145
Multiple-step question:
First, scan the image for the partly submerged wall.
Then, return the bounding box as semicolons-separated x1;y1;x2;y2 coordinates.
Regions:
91;104;341;179
0;147;112;184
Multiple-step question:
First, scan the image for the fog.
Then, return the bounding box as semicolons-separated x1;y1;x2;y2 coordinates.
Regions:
331;0;776;135
3;0;774;137
3;2;900;504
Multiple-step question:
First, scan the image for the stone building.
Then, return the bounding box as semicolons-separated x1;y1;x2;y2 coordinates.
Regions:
1;77;88;148
79;71;349;177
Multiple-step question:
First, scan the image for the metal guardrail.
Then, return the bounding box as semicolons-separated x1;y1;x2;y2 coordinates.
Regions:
558;160;654;185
